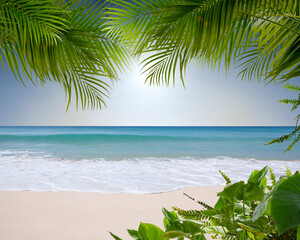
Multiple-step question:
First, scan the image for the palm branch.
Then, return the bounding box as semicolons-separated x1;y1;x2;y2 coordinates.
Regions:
265;84;300;153
106;0;299;85
0;0;132;110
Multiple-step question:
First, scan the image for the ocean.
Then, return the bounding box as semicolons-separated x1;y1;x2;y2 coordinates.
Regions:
0;126;299;193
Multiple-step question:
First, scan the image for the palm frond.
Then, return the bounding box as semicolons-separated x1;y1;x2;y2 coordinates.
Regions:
0;0;132;110
267;168;276;190
219;170;231;184
173;207;203;220
266;125;300;153
106;0;299;85
283;84;300;92
173;207;221;226
285;167;293;177
183;193;214;210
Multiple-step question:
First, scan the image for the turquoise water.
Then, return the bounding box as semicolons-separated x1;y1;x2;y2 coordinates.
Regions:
0;126;299;160
0;126;299;193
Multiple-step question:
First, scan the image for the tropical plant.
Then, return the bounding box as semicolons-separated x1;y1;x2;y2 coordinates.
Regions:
271;174;300;236
110;167;300;240
266;84;300;152
106;0;299;85
0;0;131;110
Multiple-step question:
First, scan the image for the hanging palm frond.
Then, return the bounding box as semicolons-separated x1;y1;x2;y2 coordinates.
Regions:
0;0;132;110
106;0;299;85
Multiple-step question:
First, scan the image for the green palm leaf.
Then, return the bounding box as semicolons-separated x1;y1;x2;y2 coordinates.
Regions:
0;0;132;110
106;0;299;85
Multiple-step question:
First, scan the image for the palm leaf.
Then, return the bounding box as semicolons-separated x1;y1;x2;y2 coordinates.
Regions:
106;0;300;85
0;0;132;110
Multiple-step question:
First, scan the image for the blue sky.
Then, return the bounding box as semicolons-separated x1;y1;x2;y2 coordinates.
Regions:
1;0;298;126
0;61;299;126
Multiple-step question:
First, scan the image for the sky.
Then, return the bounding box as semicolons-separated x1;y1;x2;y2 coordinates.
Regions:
0;61;299;126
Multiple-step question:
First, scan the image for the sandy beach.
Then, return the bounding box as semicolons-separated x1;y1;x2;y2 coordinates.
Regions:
0;186;223;240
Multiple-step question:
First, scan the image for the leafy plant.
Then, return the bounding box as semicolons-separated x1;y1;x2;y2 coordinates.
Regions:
110;223;165;240
107;0;299;85
266;84;300;152
1;0;131;110
270;174;300;235
110;167;300;240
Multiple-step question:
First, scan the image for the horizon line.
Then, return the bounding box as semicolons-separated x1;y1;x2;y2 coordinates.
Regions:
0;125;296;127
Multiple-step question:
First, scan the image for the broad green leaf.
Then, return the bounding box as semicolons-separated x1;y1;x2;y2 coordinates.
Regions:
127;229;140;240
163;208;183;232
138;223;164;240
217;181;244;201
248;166;269;189
272;174;300;235
214;196;228;210
243;182;265;201
162;208;179;223
253;177;287;221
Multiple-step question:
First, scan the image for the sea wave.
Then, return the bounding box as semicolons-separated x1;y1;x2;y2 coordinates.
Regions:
0;133;270;143
0;151;299;194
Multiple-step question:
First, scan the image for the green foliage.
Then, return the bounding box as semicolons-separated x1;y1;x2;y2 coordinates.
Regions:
172;208;203;221
283;84;300;93
183;193;213;210
265;85;300;152
163;207;205;239
107;0;299;85
110;223;165;240
111;167;300;240
0;0;131;110
138;223;165;240
271;174;300;235
219;170;231;184
252;177;287;222
286;167;293;177
268;168;277;190
110;231;122;240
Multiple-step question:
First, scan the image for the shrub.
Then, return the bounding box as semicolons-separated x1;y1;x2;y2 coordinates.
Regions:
110;167;300;240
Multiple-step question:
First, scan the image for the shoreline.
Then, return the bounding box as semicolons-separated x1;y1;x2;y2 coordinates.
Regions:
0;186;223;240
0;184;223;195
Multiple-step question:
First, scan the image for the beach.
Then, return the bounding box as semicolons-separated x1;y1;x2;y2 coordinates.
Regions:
1;1;300;238
0;127;299;239
0;186;223;240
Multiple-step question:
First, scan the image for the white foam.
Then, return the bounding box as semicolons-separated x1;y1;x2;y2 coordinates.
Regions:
0;152;299;193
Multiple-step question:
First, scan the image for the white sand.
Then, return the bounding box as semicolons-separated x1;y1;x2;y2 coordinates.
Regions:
0;186;223;240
